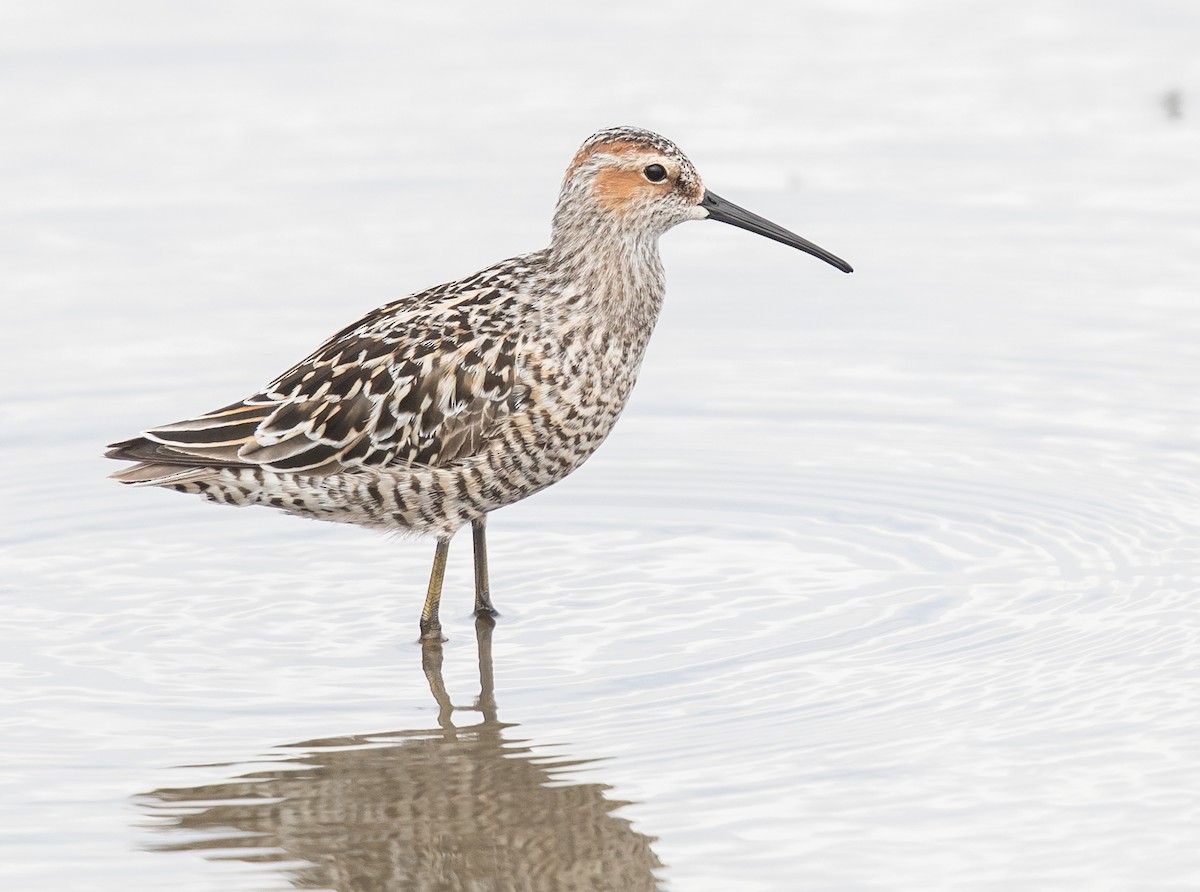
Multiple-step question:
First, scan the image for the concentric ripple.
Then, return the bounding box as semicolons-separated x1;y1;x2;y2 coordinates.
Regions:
4;1;1200;888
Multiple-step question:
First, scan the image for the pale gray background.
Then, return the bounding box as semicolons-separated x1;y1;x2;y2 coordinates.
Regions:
2;1;1198;889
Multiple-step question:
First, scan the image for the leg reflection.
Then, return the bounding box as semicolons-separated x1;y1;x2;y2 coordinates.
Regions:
421;614;497;734
139;620;665;891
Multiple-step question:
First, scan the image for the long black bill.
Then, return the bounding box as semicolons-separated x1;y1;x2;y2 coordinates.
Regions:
700;190;853;273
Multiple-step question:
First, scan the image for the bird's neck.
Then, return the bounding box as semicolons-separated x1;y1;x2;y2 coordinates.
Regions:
547;212;666;334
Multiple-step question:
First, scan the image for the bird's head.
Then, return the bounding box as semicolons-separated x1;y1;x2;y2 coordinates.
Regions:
553;126;852;273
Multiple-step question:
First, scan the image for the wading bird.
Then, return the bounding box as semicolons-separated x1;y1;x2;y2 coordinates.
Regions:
107;126;852;640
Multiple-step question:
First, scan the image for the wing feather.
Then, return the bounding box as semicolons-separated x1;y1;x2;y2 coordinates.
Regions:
110;289;521;478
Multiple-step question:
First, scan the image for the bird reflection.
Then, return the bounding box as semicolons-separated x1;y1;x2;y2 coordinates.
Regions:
137;619;664;891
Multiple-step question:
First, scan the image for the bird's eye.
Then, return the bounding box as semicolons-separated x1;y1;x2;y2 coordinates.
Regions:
643;164;668;183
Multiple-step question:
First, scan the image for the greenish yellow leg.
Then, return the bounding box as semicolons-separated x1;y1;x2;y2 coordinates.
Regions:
420;537;451;641
472;517;498;618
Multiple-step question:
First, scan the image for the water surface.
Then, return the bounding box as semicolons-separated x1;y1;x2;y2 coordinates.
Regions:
2;2;1199;890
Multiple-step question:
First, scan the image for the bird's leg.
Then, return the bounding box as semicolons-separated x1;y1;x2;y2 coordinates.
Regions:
472;516;499;618
419;536;451;641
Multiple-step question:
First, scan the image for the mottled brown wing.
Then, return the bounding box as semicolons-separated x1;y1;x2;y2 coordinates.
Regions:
128;298;519;475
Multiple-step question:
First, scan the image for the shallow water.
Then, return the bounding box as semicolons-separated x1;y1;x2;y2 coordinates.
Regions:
3;2;1200;890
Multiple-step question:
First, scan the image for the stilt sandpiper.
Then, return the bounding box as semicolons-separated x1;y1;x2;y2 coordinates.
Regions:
107;126;852;640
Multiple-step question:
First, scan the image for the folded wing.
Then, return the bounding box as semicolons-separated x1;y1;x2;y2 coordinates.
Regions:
107;294;519;479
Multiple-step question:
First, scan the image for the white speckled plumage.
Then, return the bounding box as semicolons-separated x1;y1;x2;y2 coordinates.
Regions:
107;126;851;639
